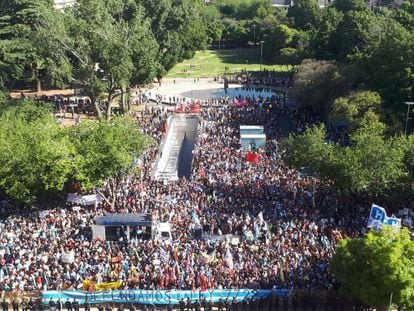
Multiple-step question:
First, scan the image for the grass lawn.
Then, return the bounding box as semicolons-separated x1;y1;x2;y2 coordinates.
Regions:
165;48;294;78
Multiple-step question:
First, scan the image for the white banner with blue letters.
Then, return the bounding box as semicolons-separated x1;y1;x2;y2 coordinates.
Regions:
367;204;401;231
42;289;290;305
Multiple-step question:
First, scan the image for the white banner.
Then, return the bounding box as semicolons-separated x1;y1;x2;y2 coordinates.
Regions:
81;194;103;206
61;250;75;264
368;204;401;231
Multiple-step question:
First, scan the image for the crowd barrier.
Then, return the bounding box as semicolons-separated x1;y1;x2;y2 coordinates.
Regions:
42;289;290;305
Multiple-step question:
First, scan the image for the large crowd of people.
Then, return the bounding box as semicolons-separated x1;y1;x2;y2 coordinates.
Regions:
0;90;369;302
225;71;294;89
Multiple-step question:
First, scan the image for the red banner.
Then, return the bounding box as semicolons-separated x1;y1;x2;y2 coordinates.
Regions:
246;152;259;163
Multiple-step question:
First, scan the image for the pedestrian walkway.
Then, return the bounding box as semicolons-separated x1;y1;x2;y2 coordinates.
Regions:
154;115;199;181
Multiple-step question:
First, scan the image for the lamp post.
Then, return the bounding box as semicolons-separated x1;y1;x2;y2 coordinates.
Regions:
253;24;256;45
259;41;265;72
404;102;414;137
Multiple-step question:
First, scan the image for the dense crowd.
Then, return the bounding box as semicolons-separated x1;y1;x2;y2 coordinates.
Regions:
225;71;294;89
0;92;369;296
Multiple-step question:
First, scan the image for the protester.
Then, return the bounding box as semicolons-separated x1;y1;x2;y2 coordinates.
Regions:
12;299;18;311
2;299;8;311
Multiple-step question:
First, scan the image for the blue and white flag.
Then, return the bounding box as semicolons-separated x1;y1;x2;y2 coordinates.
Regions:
367;204;401;231
367;204;386;229
384;215;401;231
192;211;201;227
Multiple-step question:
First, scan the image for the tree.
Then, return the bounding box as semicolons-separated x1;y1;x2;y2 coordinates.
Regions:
0;0;72;92
312;8;343;59
215;0;274;20
65;0;160;118
0;88;7;103
31;6;73;90
204;6;224;43
213;0;281;47
180;19;209;58
329;10;383;61
0;100;152;205
262;23;310;64
69;117;152;207
334;127;407;194
403;135;414;189
332;0;369;14
401;0;414;14
331;228;414;310
281;124;332;173
222;18;250;46
137;0;209;71
282;124;409;195
262;24;299;62
363;20;414;109
0;100;76;204
394;9;414;33
329;91;384;133
287;0;321;31
292;59;350;119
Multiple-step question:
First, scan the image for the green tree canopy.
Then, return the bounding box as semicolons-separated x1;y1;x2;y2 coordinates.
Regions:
63;0;161;118
363;20;414;108
0;0;72;91
282;124;410;195
69;117;152;192
204;6;224;42
281;124;332;173
331;228;414;310
329;91;385;133
287;0;321;30
292;59;350;119
332;0;369;14
329;10;382;61
60;0;209;118
399;134;414;189
137;0;209;71
337;128;407;194
0;100;151;205
401;0;414;14
312;8;343;58
214;0;274;20
0;100;75;204
262;24;298;61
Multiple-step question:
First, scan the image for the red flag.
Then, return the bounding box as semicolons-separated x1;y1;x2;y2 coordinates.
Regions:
190;103;200;113
199;166;206;179
161;121;168;133
246;152;259;163
233;97;247;107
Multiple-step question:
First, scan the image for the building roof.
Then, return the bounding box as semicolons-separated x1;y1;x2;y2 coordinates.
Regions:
271;0;335;8
54;0;75;9
271;0;293;7
95;213;152;227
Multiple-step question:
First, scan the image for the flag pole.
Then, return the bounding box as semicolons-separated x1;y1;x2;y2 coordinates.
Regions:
312;177;316;208
59;289;62;310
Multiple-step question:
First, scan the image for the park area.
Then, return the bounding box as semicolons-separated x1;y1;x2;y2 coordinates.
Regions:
165;48;293;78
2;0;414;309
